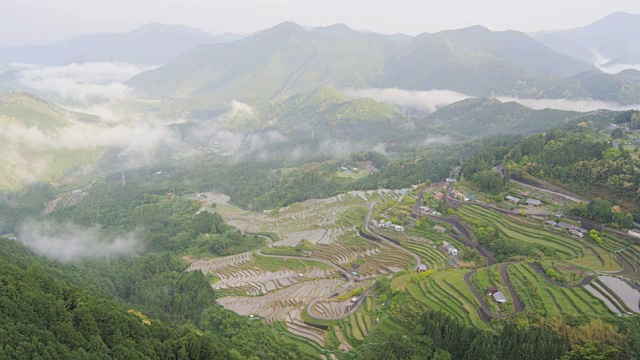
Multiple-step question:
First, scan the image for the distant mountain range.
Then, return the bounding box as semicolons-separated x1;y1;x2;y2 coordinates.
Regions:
128;21;607;110
0;23;243;65
531;12;640;67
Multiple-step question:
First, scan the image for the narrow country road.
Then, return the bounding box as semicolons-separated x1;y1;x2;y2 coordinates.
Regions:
528;262;594;288
500;263;525;313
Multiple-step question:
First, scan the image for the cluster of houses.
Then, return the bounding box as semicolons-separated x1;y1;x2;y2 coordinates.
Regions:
442;241;459;256
418;206;442;217
486;287;508;304
376;220;405;232
545;220;588;238
451;189;470;202
504;196;543;206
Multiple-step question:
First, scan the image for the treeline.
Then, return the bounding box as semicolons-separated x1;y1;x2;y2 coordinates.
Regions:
460;136;523;193
503;128;639;221
0;183;55;234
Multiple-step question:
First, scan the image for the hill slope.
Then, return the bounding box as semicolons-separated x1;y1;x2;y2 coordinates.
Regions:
426;97;582;137
532;12;640;66
0;23;242;65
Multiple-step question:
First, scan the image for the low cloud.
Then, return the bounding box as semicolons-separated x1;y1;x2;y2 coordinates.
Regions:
590;49;640;74
17;220;141;262
10;62;156;104
497;97;640;112
344;88;470;114
228;100;254;117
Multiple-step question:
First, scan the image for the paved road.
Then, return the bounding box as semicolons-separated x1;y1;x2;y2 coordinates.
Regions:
528;262;594;288
365;198;422;271
500;263;525;313
413;185;496;265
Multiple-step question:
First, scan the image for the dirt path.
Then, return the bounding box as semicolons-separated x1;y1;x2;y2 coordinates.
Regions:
500;263;525;313
528;262;594;288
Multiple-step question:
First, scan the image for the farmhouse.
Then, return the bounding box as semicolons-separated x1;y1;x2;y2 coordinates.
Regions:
628;229;640;239
545;220;557;226
394;225;405;232
433;191;444;200
196;194;207;202
419;206;430;214
570;229;584;238
492;291;508;304
418;264;428;272
442;241;459;256
505;195;520;204
432;211;442;217
526;198;542;206
433;225;446;233
486;286;499;295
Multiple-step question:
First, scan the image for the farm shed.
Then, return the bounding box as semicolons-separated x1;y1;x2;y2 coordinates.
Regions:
492;291;508;304
526;198;542;206
505;196;520;204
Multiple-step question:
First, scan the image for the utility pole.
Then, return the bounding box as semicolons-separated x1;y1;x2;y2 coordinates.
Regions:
121;172;125;186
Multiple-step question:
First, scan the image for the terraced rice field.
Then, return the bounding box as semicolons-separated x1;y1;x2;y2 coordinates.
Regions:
227;192;375;246
310;299;352;318
407;270;487;329
188;252;334;295
218;278;347;323
457;205;583;258
403;241;449;270
507;263;611;317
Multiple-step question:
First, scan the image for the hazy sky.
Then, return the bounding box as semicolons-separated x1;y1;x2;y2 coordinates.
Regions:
2;0;640;46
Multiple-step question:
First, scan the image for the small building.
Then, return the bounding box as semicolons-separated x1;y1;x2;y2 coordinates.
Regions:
394;225;405;232
556;222;574;230
446;178;457;184
526;198;542;207
570;229;584;238
418;264;428;272
433;225;446;233
628;229;640;239
545;220;557;226
554;213;564;219
442;241;459;256
432;211;442;217
352;271;359;277
505;195;521;204
350;297;359;303
196;194;207;202
433;191;444;200
419;206;430;214
486;286;499;295
492;291;508;304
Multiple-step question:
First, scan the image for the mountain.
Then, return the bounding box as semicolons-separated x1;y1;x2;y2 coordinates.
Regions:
128;22;392;103
426;97;582;137
532;12;640;66
0;23;243;65
380;26;596;95
128;22;596;107
507;70;640;104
